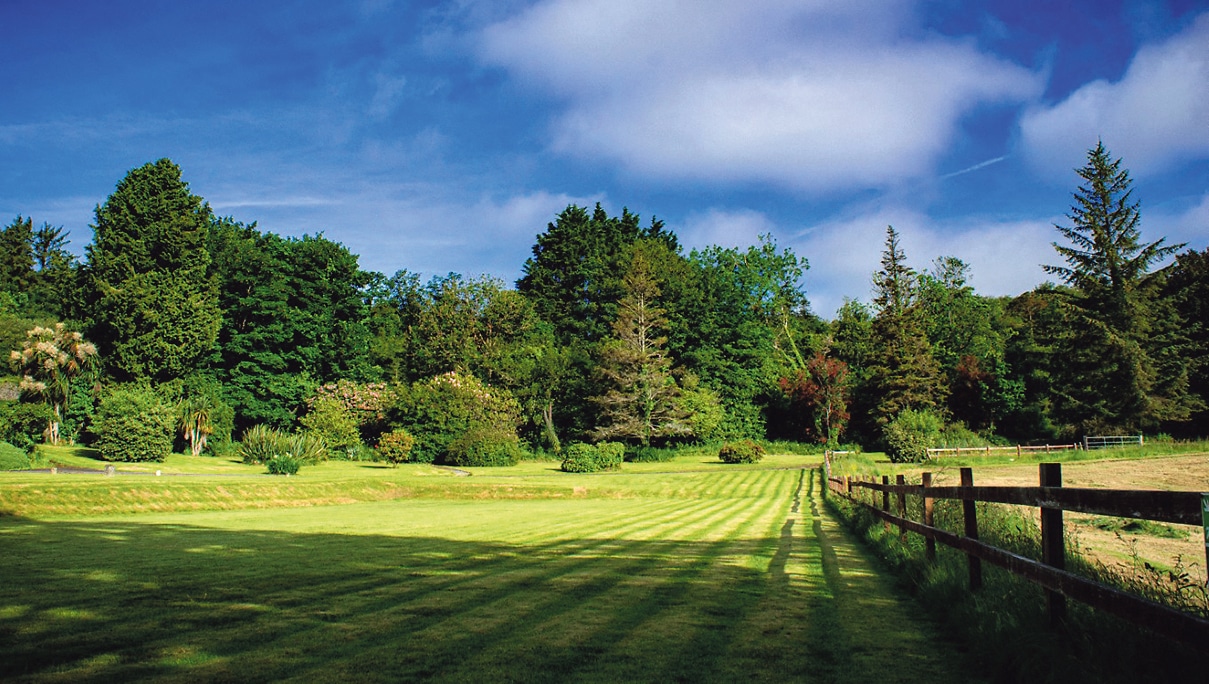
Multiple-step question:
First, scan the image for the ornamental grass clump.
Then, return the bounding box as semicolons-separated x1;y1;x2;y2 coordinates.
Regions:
718;439;764;464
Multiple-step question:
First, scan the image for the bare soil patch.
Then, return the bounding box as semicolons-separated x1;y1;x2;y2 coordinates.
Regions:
930;453;1209;584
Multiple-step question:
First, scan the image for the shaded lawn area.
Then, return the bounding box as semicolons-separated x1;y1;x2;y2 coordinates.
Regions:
0;471;978;683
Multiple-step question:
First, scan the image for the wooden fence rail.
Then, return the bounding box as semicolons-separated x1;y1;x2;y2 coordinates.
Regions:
925;443;1080;458
824;462;1209;649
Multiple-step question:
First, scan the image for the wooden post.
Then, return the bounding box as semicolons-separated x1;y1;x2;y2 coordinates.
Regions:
1200;494;1207;586
896;474;908;541
1040;463;1066;624
882;475;891;533
922;472;936;562
960;467;982;591
1016;445;1021;458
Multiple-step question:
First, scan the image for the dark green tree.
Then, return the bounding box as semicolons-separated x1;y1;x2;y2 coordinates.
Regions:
207;220;374;431
680;236;816;438
917;257;1018;431
0;216;34;297
867;226;946;426
518;203;674;346
84;159;221;383
1043;143;1185;432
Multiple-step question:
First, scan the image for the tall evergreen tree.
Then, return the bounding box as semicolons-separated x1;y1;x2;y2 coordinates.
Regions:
84;159;221;383
1043;143;1185;431
867;226;945;425
591;248;689;445
0;216;34;296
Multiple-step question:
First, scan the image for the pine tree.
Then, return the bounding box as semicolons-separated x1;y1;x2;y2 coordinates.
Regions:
591;247;690;445
867;226;946;425
0;216;34;295
1044;143;1185;431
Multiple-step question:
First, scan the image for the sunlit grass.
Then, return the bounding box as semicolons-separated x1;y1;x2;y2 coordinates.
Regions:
0;465;976;682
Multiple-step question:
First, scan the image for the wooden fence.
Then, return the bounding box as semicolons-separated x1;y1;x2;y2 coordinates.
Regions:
824;459;1209;649
925;443;1080;458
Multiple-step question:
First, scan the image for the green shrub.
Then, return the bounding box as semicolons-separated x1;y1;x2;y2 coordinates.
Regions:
626;445;677;462
560;442;623;473
376;429;415;466
239;424;285;465
238;425;325;465
596;442;624;470
299;396;361;456
560;443;601;473
883;409;943;463
266;454;301;475
91;385;174;463
447;428;523;467
0;440;29;470
719;439;764;464
390;371;522;465
0;401;50;450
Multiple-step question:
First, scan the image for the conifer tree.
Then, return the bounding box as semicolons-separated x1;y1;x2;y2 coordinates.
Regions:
867;226;946;425
591;247;690;445
84;159;221;383
1044;143;1185;431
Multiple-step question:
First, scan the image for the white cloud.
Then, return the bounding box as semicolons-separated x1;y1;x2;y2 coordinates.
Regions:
794;207;1056;317
1148;193;1209;253
1020;12;1209;177
676;208;778;251
228;185;598;282
476;0;1041;191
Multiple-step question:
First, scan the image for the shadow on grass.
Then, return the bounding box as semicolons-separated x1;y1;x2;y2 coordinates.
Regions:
0;481;977;683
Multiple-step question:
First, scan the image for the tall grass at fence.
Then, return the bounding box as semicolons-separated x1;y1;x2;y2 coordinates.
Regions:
824;475;1209;683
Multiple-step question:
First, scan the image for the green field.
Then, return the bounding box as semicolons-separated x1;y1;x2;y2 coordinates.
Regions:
0;453;978;682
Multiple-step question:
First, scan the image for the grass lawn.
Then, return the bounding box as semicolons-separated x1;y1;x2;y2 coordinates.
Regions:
0;454;980;682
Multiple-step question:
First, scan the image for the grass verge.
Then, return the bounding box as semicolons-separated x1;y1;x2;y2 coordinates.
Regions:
824;474;1209;683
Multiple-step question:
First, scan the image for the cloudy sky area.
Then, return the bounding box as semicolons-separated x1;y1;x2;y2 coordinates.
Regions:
2;0;1207;316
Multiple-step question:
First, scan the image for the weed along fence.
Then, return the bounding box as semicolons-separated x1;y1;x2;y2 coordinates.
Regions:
825;462;1209;648
925;443;1080;458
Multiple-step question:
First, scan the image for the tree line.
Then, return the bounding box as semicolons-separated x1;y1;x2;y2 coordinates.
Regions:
1;145;1205;464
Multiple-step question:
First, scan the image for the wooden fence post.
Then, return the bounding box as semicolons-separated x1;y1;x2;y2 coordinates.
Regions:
960;467;982;591
896;474;908;541
922;472;935;562
882;475;891;533
1040;462;1067;624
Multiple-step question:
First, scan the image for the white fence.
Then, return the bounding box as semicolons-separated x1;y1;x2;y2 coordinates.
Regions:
1083;435;1144;450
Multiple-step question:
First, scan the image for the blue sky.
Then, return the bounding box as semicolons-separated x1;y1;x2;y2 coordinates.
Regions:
2;0;1207;316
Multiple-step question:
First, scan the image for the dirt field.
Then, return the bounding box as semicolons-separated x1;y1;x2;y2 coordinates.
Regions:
928;453;1209;584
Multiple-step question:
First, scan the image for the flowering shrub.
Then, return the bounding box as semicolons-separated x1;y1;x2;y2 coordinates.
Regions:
308;380;394;443
376;428;415;467
391;371;522;465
